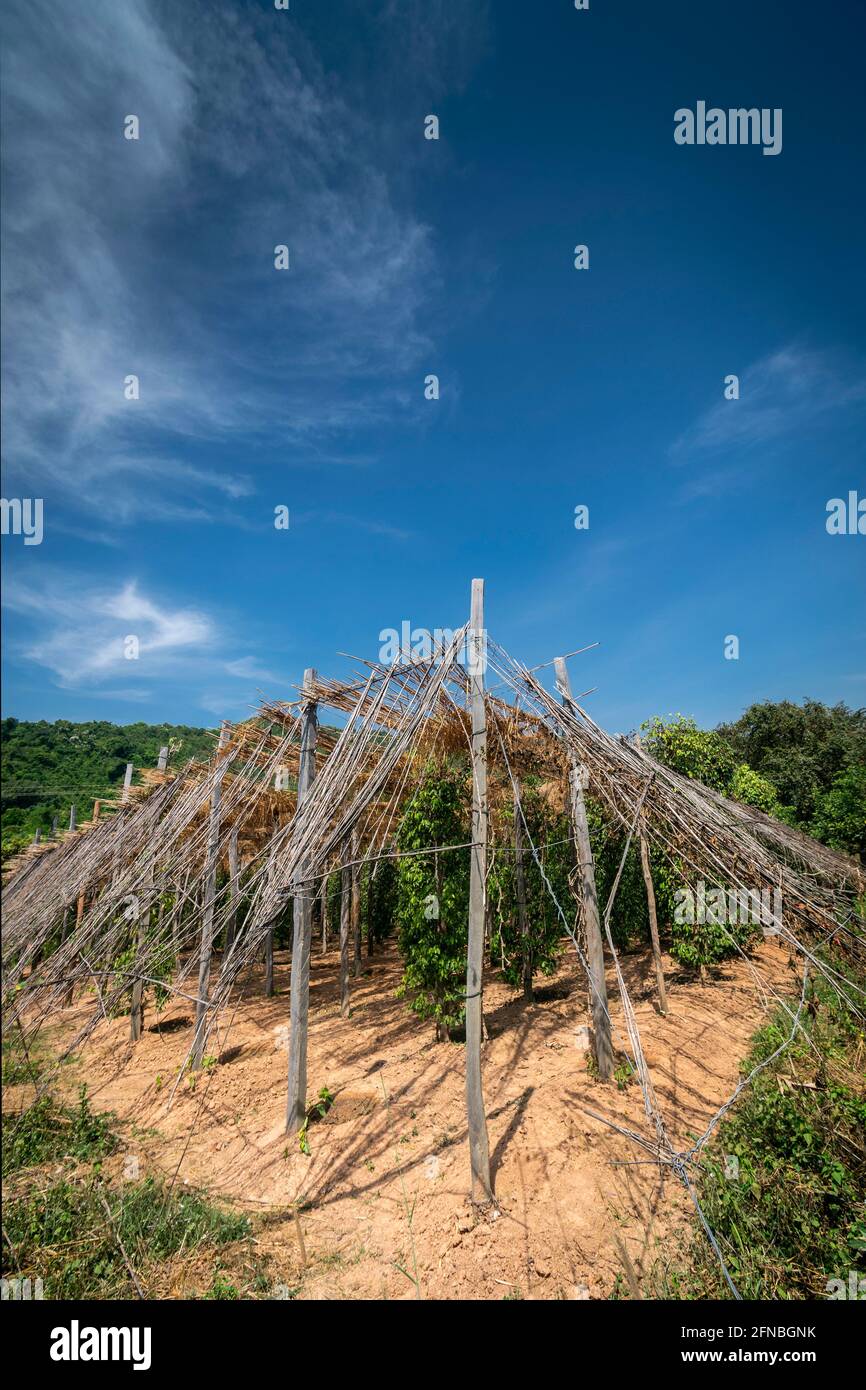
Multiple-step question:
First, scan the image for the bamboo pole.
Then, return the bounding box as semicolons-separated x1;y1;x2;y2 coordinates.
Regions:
465;578;492;1200
339;847;351;1018
634;733;668;1014
351;828;362;979
513;787;533;1001
191;722;231;1067
286;670;319;1134
554;657;614;1081
225;824;240;953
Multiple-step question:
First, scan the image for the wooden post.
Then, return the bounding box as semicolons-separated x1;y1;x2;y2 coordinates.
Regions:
465;578;492;1201
339;848;351;1019
264;928;275;997
65;801;100;1007
264;815;280;997
157;746;168;772
129;904;146;1042
50;815;58;839
286;670;319;1134
225;824;240;953
634;733;668;1014
32;828;41;845
320;873;328;955
513;787;533;1001
191;722;231;1067
554;657;614;1082
122;762;134;804
351;829;362;979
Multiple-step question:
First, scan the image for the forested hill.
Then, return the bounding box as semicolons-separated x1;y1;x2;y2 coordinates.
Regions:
1;719;215;857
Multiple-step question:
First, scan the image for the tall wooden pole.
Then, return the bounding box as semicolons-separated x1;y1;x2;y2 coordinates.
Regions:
513;787;533;1001
351;829;362;979
320;872;328;955
225;824;240;953
634;733;668;1014
122;762;134;804
191;722;231;1067
286;670;319;1134
554;658;614;1082
66;799;100;1006
466;579;492;1200
157;746;168;772
339;846;351;1018
130;899;147;1042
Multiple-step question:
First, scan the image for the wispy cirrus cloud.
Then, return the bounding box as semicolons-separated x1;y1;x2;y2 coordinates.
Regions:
4;577;214;689
670;344;866;498
2;569;299;717
1;0;483;526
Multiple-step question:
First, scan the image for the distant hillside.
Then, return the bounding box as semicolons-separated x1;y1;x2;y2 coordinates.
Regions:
1;719;216;858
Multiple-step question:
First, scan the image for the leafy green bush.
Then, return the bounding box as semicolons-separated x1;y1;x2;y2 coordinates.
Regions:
810;764;866;860
642;715;737;794
396;771;470;1038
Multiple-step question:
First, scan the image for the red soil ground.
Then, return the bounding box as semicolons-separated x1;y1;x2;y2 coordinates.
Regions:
35;935;796;1300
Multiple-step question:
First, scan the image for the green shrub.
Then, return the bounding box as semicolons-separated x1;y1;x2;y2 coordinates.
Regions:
396;771;470;1037
655;971;866;1299
3;1086;117;1176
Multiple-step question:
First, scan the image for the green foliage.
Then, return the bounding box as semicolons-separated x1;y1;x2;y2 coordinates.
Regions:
729;762;792;820
204;1272;241;1299
716;699;865;829
3;1086;118;1176
489;789;569;987
2;1175;251;1299
655;970;866;1299
366;858;398;949
2;1032;47;1086
809;764;866;859
1;718;215;858
642;715;738;794
298;1085;334;1154
639;702;866;964
668;881;759;970
396;771;470;1036
585;797;656;952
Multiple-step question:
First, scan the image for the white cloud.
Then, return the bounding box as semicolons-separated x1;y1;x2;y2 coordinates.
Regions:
1;0;474;524
671;344;866;465
4;576;215;689
225;656;285;684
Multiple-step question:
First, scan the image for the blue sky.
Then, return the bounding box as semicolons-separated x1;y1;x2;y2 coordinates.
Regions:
2;0;864;733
